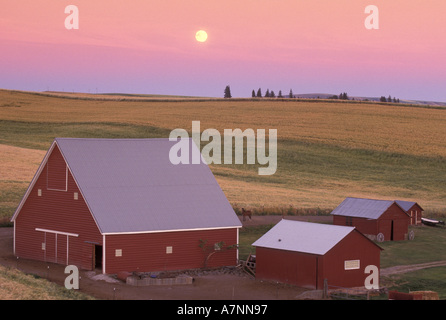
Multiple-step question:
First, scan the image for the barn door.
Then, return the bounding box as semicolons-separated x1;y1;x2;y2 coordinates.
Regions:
390;220;394;241
44;232;56;263
57;234;69;265
93;245;103;270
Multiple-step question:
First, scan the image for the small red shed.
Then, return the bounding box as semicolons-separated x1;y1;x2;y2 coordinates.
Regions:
331;197;411;241
395;200;424;225
252;219;382;289
11;138;242;274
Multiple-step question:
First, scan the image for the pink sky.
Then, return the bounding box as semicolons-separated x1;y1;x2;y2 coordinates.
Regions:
1;0;446;101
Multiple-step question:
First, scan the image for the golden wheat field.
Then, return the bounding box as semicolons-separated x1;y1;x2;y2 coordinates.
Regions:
1;89;445;157
1;89;445;216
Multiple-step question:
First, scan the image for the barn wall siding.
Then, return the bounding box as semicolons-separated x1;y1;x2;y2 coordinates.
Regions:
333;215;378;235
255;247;321;289
104;228;239;274
323;231;381;288
379;204;410;241
14;145;102;270
46;146;67;191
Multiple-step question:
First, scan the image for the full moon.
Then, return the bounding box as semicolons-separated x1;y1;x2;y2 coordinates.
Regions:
195;30;208;42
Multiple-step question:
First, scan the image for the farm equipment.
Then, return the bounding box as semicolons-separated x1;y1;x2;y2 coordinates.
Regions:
421;217;445;227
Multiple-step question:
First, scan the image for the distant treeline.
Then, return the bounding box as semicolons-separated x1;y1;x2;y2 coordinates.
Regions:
251;88;290;98
246;88;401;103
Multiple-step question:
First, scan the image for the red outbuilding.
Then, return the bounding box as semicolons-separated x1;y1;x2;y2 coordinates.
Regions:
331;197;411;241
11;138;242;274
252;219;382;289
395;200;424;225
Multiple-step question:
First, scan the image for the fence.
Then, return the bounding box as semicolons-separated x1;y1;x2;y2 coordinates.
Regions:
324;279;385;300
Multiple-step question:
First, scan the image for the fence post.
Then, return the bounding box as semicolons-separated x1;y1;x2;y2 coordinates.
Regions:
323;279;328;299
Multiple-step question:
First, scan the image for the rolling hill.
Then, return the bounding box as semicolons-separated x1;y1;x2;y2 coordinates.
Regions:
0;89;445;222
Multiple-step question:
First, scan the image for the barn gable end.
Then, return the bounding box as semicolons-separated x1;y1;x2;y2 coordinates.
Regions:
12;142;102;270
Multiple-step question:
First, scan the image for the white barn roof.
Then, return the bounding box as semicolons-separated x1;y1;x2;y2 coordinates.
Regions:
252;219;355;255
45;138;242;234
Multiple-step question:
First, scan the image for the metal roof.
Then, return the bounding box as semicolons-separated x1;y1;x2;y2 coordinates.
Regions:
252;219;355;255
330;197;395;219
55;138;242;234
394;200;418;212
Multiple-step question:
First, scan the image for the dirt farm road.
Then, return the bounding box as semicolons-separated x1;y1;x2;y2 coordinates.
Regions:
1;215;445;300
380;261;446;276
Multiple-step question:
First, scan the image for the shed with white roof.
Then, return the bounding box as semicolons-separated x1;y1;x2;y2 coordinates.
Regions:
252;219;382;289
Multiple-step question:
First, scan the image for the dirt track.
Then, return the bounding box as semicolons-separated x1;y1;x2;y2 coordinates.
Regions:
380;261;446;276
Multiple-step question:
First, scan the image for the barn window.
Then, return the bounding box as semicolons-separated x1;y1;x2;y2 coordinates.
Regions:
37;189;42;197
74;192;78;200
41;242;45;250
115;249;122;257
344;260;360;270
166;246;173;254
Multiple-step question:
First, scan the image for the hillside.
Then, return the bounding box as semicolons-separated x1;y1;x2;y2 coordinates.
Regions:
293;92;446;107
0;89;445;221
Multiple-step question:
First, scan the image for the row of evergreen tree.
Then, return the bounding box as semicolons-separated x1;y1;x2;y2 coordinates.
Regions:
329;92;350;100
225;85;401;103
379;95;400;103
251;88;294;98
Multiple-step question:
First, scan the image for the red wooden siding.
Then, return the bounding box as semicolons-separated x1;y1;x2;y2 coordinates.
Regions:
333;215;378;235
255;247;320;289
323;230;381;288
378;204;409;241
46;146;67;191
104;228;238;274
14;145;102;270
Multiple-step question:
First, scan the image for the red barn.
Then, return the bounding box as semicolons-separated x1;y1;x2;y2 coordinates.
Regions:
252;219;382;289
11;138;242;274
331;197;411;241
395;200;424;225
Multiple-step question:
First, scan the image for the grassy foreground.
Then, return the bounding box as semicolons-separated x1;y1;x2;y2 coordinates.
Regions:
0;264;94;300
